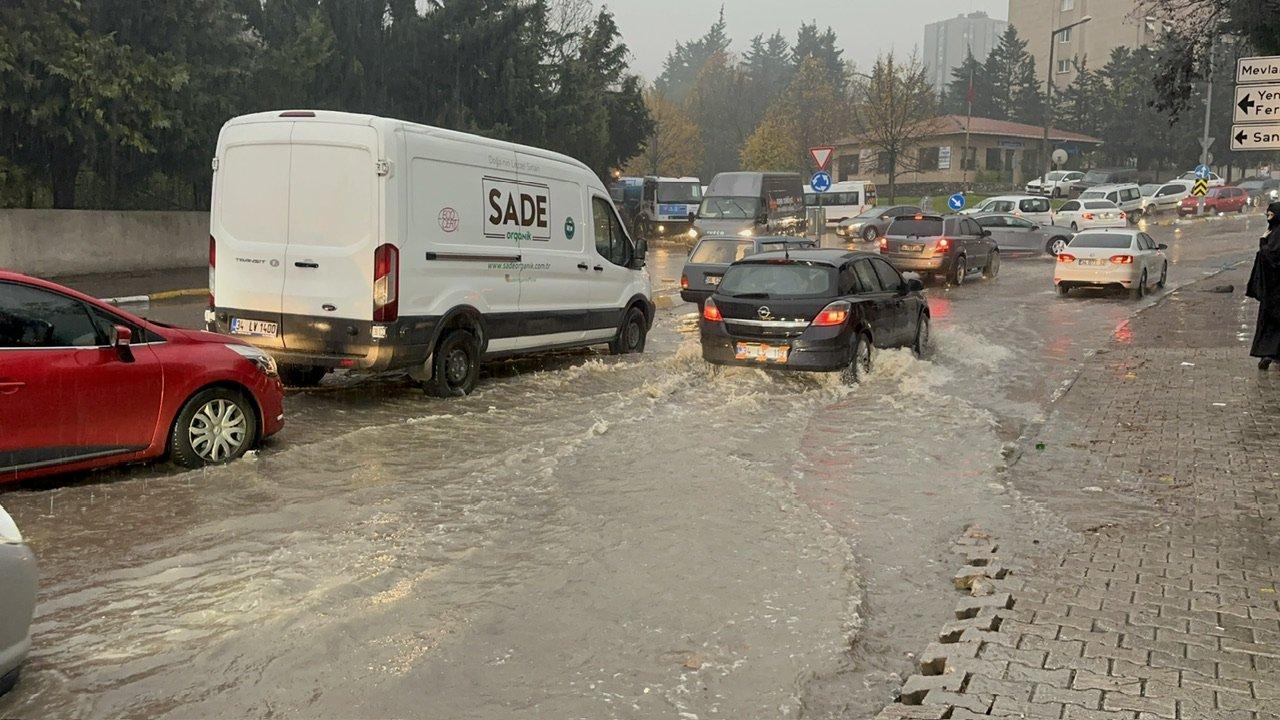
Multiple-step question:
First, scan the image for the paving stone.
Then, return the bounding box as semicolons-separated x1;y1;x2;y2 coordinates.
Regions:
1005;663;1071;687
1071;670;1141;694
989;695;1065;718
874;705;951;719
921;690;993;714
1031;685;1102;710
1101;692;1176;717
967;674;1035;700
900;673;965;702
1062;708;1138;720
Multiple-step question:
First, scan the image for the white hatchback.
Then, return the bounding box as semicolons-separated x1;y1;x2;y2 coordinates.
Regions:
962;195;1055;226
1054;229;1168;299
1054;199;1127;231
0;503;36;697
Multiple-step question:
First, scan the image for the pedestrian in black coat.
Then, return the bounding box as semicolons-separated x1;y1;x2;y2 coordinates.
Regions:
1247;201;1280;369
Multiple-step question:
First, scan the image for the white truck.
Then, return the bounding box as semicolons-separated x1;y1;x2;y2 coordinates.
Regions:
206;110;654;395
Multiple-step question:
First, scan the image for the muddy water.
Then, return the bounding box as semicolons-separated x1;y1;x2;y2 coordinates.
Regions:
0;218;1263;719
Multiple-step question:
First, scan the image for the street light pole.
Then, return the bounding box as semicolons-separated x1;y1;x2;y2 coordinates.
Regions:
1042;16;1093;186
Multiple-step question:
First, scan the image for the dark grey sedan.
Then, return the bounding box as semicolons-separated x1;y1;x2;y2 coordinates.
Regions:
973;213;1076;256
835;205;922;242
680;235;816;307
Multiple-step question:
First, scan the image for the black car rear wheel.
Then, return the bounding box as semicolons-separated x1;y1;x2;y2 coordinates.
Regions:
1158;263;1168;288
983;250;1000;279
913;314;932;359
949;256;967;286
840;332;874;385
1130;271;1148;300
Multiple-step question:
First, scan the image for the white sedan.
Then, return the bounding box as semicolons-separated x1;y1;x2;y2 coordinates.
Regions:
1054;199;1127;231
1054;229;1168;299
0;503;36;697
1175;170;1225;188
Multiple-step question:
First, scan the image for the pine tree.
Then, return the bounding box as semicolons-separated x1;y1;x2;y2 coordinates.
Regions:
982;25;1037;121
943;50;993;117
793;22;847;94
654;7;730;105
742;32;794;135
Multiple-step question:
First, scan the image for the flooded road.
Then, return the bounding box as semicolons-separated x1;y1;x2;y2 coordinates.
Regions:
0;214;1264;719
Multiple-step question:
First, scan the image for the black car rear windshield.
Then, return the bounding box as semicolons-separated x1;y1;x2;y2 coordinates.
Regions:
718;262;835;298
690;239;754;264
889;218;943;237
1069;233;1133;249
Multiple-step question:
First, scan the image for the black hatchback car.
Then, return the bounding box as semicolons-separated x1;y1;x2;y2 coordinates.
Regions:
700;249;930;383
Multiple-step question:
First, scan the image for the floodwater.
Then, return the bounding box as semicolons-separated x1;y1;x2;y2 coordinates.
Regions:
0;214;1263;719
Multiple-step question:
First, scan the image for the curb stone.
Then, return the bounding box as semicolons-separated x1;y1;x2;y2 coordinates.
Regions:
101;287;205;306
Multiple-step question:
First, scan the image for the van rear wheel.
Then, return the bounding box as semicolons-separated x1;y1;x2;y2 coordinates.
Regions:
610;307;647;355
426;330;480;397
279;364;327;387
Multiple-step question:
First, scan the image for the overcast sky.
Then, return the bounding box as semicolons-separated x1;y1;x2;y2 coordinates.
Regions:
604;0;1008;81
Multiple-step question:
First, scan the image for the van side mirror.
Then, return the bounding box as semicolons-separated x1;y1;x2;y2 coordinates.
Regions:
632;237;647;269
687;211;696;222
112;325;134;362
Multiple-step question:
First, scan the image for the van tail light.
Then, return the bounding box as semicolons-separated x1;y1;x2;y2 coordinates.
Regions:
1057;253;1077;263
680;273;689;289
878;237;888;251
936;237;951;251
812;301;851;327
208;235;216;307
373;244;399;322
702;298;723;322
1119;211;1127;220
1110;254;1134;265
1082;213;1095;220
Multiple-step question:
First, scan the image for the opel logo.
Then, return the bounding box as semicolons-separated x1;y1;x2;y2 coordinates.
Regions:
758;306;772;320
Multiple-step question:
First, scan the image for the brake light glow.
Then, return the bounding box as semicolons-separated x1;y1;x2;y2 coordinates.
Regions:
1082;213;1095;220
702;298;723;322
878;237;888;251
812;301;850;327
1110;255;1134;265
208;235;216;307
680;273;689;289
1057;253;1077;263
1119;211;1127;220
373;244;400;322
936;237;950;251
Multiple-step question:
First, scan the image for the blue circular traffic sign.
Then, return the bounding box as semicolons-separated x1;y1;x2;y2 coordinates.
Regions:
947;192;967;211
811;171;832;193
1195;164;1211;180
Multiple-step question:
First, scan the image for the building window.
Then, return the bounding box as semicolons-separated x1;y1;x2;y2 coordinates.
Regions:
1057;59;1072;74
985;148;1002;170
1060;0;1075;10
877;151;891;172
1059;27;1071;43
917;147;940;172
961;147;977;171
838;154;859;180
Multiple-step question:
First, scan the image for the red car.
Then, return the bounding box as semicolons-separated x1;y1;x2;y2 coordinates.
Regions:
0;271;284;483
1178;186;1249;215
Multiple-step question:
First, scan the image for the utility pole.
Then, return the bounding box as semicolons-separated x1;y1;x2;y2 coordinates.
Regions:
1198;36;1216;216
1042;16;1093;184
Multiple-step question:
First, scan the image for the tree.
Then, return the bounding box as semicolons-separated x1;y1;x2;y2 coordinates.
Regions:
626;89;702;177
654;7;730;105
741;57;854;174
981;25;1042;123
1056;59;1108;140
943;50;994;117
852;52;937;202
740;114;800;172
741;32;794;133
792;22;847;94
685;51;750;179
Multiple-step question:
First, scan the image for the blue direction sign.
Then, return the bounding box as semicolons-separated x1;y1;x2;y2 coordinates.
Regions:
810;171;832;193
947;192;967;211
1195;164;1212;180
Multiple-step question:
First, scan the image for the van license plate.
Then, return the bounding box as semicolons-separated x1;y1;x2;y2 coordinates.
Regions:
230;318;279;337
706;275;722;285
736;342;789;363
901;243;924;252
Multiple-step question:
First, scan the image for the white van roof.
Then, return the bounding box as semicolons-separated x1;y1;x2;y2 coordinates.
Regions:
1083;183;1141;192
222;110;597;178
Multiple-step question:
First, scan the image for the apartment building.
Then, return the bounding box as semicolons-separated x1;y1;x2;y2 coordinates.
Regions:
923;11;1009;93
1009;0;1162;87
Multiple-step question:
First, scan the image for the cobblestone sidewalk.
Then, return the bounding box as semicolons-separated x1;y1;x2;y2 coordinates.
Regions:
878;270;1280;719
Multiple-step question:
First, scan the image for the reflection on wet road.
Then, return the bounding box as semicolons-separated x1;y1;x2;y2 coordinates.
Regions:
0;214;1263;719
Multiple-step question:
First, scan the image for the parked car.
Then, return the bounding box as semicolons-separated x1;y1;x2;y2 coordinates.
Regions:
1054;229;1168;299
680;235;817;307
1078;184;1143;221
961;195;1055;226
1237;177;1280;207
1026;171;1084;198
1071;168;1138;196
0;271;285;483
1178;186;1249;216
0;503;36;697
209;111;654;395
1174;170;1225;188
878;214;999;286
835;204;922;242
1141;181;1193;215
1054;199;1127;231
699;249;930;384
973;213;1076;256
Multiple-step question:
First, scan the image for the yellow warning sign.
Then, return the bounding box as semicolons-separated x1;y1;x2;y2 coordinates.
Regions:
1192;179;1210;197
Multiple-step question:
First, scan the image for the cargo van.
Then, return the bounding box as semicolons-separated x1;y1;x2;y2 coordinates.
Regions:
206;110;654;395
691;172;806;240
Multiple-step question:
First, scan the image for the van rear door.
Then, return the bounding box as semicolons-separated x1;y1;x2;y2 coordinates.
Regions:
281;122;381;346
212;121;292;349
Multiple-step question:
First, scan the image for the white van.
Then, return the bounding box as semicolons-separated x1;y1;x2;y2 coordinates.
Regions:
206;110;654;395
803;180;877;225
1079;183;1143;222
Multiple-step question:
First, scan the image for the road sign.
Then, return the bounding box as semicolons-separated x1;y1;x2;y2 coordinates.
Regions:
1192;179;1210;197
1232;123;1280;151
947;193;966;211
810;171;832;193
1235;85;1280;123
809;146;835;171
1194;164;1212;180
1051;149;1068;166
1237;55;1280;85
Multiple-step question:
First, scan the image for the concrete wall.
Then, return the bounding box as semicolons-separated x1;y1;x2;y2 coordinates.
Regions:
0;210;208;277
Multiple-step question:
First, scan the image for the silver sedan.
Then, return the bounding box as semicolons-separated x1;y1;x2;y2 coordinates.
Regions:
0;503;36;697
973;213;1076;256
